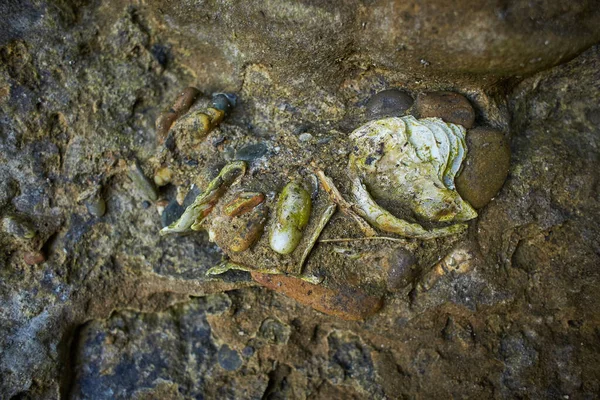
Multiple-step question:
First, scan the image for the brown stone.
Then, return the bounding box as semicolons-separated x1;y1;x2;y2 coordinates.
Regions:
250;271;383;321
455;127;511;209
365;89;413;120
23;251;46;265
415;91;475;128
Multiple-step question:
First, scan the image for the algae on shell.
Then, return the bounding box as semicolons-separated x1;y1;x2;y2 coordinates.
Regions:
349;116;477;236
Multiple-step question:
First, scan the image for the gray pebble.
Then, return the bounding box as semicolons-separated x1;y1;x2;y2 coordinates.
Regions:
235;143;268;162
366;89;414;120
217;344;242;371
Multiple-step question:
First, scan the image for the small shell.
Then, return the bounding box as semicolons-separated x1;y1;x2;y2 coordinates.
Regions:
269;182;312;255
223;192;265;217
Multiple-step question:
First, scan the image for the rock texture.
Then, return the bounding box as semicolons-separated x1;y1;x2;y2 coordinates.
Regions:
0;1;599;399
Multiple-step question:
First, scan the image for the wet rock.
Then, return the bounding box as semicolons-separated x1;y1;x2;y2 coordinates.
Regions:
258;318;291;345
455;127;510;208
414;91;475;128
2;214;36;239
365;89;413;120
217;344;242;371
128;160;159;201
381;248;418;291
250;271;383;320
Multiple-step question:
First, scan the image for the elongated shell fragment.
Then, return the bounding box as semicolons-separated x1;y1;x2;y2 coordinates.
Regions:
160;161;246;235
269;182;312;255
350;116;477;224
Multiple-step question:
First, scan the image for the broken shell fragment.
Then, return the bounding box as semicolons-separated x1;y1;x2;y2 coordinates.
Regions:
269;182;312;255
223;192;265;217
229;204;267;252
128;160;159;201
250;271;383;321
160;161;246;235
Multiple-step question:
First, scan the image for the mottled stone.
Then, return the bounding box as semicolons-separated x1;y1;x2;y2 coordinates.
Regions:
415;91;475;128
455;127;510;208
381;248;418;291
365;89;413;120
217;344;242;371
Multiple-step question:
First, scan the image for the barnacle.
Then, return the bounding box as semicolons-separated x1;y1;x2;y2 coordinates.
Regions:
349;116;477;238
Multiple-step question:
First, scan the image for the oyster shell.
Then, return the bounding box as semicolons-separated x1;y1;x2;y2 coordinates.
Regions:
349;116;477;232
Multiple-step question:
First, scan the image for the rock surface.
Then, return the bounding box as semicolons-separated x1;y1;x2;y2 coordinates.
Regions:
0;1;599;399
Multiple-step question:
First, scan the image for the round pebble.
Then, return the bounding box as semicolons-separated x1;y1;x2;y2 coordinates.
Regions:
365;89;414;120
217;344;242;371
383;248;418;291
414;91;475;128
455;127;511;208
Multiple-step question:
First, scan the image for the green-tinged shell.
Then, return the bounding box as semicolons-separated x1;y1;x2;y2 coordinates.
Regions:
160;161;246;235
269;181;312;255
349;116;477;226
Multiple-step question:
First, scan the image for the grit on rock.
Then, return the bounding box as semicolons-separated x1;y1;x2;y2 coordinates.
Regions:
0;1;599;399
